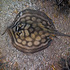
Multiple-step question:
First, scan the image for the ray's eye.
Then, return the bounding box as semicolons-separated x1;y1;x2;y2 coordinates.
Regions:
15;27;21;32
15;21;26;32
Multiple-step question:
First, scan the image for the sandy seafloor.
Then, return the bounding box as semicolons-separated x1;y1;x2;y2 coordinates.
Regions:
0;0;70;70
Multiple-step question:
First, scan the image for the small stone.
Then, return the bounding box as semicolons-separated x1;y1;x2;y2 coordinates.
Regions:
36;36;41;41
25;37;32;41
34;41;40;46
37;19;41;22
32;17;36;21
25;30;29;36
17;39;22;43
28;42;32;46
25;17;30;20
27;20;33;24
22;41;26;45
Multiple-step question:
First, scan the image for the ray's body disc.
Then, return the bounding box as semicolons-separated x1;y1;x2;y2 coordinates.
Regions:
7;9;57;53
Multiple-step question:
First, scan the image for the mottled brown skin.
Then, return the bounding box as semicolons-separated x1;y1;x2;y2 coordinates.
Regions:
7;9;70;53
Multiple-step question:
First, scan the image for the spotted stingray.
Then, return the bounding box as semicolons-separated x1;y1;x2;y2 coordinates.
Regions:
7;9;70;53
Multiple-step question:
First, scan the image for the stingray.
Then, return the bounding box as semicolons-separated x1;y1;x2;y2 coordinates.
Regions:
5;9;70;53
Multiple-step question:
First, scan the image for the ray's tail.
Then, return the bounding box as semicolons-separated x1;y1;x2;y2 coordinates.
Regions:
52;30;70;37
